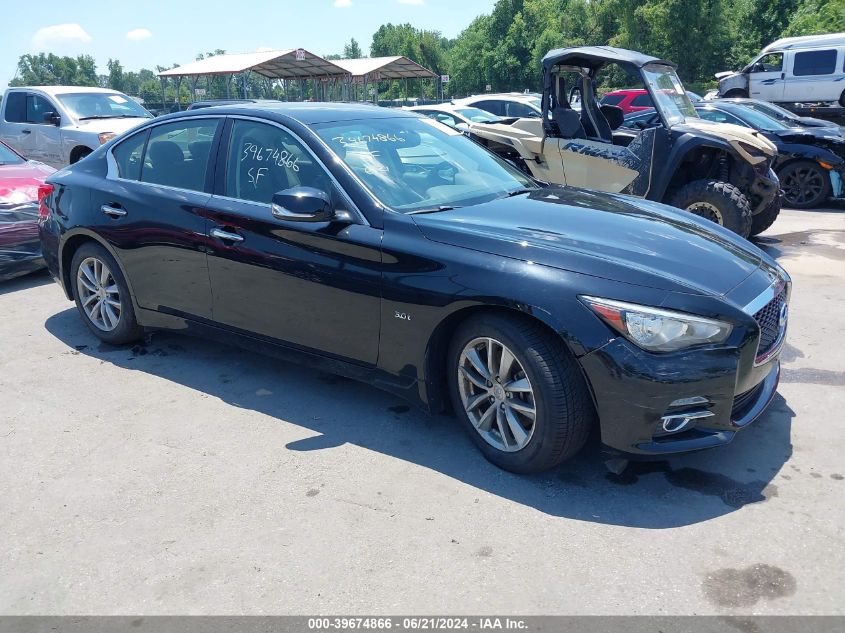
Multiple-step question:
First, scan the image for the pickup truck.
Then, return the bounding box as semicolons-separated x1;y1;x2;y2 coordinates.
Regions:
0;86;153;169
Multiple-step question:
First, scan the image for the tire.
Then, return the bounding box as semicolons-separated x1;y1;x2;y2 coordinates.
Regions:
839;90;845;108
668;179;753;238
70;242;143;345
778;160;831;209
749;195;782;237
71;148;92;164
724;89;748;99
447;313;594;474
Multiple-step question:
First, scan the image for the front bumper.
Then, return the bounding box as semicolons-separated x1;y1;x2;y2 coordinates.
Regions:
579;335;781;456
749;167;780;215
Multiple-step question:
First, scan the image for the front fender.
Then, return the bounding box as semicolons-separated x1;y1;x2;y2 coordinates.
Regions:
647;133;736;202
717;72;748;95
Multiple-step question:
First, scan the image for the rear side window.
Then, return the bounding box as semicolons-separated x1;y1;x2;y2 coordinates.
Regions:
140;119;219;192
3;92;26;122
474;100;505;116
112;129;149;181
224;119;331;204
601;94;623;105
793;49;837;76
631;94;654;107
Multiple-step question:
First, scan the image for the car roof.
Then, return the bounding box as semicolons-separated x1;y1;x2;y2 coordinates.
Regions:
457;94;539;102
154;101;418;125
11;86;126;96
603;89;648;96
542;46;674;72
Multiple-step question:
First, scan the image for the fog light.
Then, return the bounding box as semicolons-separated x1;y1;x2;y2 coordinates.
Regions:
660;410;714;433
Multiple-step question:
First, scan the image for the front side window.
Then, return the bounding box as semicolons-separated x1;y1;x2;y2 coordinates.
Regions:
506;101;539;118
601;94;623;106
140;119;220;191
454;107;500;123
754;53;783;73
57;92;152;120
26;95;54;124
313;117;536;213
793;49;837;76
225;119;331;203
112;129;149;180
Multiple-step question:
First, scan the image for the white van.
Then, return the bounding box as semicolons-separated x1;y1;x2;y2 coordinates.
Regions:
716;33;845;107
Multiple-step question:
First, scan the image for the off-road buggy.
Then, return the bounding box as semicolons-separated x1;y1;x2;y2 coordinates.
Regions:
468;47;783;237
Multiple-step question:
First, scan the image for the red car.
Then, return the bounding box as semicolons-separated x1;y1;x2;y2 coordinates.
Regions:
0;141;55;282
600;89;654;114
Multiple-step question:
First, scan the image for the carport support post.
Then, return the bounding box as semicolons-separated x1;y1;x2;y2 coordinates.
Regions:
159;77;166;111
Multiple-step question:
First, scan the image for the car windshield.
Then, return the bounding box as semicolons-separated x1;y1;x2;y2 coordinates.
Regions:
0;143;24;165
640;64;698;126
732;106;791;131
743;101;796;122
454;107;500;123
57;92;153;120
313;117;537;213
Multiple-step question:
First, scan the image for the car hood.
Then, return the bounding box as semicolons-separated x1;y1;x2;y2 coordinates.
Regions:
411;187;764;297
675;118;778;156
771;125;845;144
73;117;150;135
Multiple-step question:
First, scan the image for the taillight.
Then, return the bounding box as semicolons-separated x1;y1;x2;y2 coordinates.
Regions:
37;183;54;220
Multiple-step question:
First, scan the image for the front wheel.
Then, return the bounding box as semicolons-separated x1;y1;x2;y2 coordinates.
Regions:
723;89;748;99
448;313;594;474
750;196;782;237
778;160;831;209
668;179;753;238
70;242;143;345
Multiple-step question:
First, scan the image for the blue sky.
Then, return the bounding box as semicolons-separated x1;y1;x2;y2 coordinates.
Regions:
0;0;495;90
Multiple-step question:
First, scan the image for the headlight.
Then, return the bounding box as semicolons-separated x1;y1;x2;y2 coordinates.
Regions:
581;296;733;352
98;132;116;145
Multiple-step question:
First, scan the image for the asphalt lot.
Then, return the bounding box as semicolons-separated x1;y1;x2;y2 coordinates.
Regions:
1;207;843;615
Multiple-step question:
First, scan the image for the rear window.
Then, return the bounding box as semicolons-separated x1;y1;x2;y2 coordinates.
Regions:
793;49;837;76
601;94;623;105
631;94;654;107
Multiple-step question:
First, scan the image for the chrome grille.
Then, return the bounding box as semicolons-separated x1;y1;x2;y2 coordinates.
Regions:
753;289;786;362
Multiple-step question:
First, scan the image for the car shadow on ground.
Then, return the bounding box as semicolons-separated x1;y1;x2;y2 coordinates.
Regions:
0;268;52;296
45;308;794;529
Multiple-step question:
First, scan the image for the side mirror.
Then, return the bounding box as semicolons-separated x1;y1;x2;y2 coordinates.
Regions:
43;111;60;126
271;186;336;223
750;63;764;73
454;122;470;134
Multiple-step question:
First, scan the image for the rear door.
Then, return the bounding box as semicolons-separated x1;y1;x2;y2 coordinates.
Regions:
89;116;222;319
204;117;382;364
784;48;840;102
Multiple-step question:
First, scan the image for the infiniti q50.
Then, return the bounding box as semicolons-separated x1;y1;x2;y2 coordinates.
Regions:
38;104;790;473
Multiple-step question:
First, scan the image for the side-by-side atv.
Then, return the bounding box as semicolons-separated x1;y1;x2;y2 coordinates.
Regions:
468;47;783;238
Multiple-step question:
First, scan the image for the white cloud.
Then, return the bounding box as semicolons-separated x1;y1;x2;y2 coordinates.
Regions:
398;0;424;4
32;23;92;48
334;0;352;6
126;28;152;41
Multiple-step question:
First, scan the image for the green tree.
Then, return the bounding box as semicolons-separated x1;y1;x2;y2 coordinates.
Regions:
783;0;845;35
343;38;364;59
107;58;125;92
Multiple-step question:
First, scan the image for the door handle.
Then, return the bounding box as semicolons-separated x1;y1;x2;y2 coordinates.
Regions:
101;204;127;218
210;227;244;243
22;130;31;135
780;72;785;80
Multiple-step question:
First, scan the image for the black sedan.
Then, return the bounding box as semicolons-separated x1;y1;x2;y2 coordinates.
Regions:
718;98;843;134
693;102;845;208
39;104;790;473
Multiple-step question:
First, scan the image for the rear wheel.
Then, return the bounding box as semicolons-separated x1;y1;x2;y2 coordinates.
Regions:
778;160;831;209
839;89;845;108
70;243;143;345
668;179;753;238
749;196;782;237
448;313;594;474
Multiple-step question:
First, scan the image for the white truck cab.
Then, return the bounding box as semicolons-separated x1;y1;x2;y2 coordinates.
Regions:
716;33;845;106
0;86;153;168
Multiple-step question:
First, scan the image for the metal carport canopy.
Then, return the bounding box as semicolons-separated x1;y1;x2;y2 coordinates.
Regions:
332;56;437;80
156;49;349;79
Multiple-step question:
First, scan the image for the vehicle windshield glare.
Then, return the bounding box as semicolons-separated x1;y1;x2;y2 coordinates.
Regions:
640;64;698;126
0;143;24;165
57;93;153;120
743;102;797;125
454;107;501;123
313;117;537;213
732;106;791;131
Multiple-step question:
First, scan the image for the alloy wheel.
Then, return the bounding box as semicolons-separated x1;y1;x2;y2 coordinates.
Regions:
76;257;122;332
782;165;825;207
457;337;536;452
686;201;724;225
